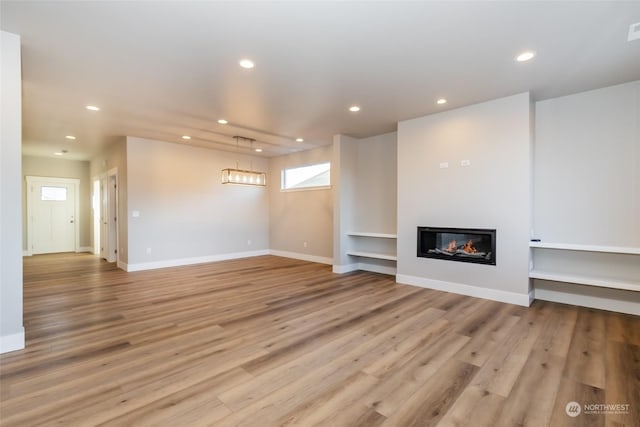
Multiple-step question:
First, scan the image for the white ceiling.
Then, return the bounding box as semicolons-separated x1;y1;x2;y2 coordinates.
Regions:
2;1;640;160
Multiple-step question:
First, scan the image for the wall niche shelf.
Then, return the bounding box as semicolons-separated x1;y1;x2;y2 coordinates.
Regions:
348;232;397;239
529;241;640;255
347;232;398;265
529;241;640;293
346;251;397;261
529;270;640;292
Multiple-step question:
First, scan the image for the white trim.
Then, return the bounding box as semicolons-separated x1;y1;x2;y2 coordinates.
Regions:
333;263;359;274
396;274;532;307
77;246;93;253
269;250;333;265
124;250;270;272
25;176;80;255
23;250;30;256
280;185;332;193
534;284;640;316
0;328;25;354
117;259;128;271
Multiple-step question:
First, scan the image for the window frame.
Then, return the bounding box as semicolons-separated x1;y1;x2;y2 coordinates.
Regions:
280;161;331;192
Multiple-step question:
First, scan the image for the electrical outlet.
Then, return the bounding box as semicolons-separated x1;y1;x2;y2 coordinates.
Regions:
146;247;151;254
247;239;252;246
303;241;308;248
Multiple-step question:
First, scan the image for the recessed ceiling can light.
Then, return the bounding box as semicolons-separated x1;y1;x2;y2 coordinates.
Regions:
349;105;361;112
436;98;447;105
54;152;64;156
85;105;100;111
218;119;228;124
516;51;536;62
239;59;255;69
255;148;263;152
296;138;304;142
65;135;76;140
182;135;191;140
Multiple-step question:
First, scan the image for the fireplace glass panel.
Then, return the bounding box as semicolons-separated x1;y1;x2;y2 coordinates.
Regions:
417;227;496;265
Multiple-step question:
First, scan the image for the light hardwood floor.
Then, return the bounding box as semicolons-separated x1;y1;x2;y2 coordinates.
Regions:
1;253;638;426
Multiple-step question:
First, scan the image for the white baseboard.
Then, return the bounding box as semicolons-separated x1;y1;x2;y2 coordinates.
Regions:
22;250;30;256
77;246;93;253
533;280;640;316
124;250;270;272
269;250;333;265
333;263;359;274
396;274;532;307
0;328;25;354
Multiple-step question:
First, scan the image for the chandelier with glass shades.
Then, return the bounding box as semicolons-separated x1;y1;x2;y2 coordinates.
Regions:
221;136;267;186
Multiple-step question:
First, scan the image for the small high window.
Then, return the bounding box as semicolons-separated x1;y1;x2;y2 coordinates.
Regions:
41;186;67;201
281;162;331;190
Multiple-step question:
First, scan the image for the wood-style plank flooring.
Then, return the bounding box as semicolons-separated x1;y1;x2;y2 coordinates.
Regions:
1;253;639;426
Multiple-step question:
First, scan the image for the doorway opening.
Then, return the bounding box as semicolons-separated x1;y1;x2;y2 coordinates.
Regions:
93;168;119;263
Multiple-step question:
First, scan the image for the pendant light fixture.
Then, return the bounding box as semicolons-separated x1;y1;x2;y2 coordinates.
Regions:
221;136;267;186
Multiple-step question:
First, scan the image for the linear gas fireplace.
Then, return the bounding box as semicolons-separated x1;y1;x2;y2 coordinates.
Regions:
417;227;496;265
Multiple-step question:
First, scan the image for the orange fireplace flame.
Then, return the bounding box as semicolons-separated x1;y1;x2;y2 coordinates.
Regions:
462;240;478;253
445;240;457;252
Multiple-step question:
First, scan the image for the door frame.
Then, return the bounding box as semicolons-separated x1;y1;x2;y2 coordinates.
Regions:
92;168;119;263
25;176;80;256
106;168;119;263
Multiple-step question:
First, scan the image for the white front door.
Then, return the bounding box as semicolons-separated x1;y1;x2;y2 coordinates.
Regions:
27;177;79;254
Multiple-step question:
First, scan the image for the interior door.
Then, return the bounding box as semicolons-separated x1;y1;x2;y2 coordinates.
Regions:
30;180;77;254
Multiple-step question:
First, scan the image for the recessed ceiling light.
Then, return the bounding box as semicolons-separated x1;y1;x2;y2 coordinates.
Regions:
85;105;100;111
182;135;191;140
349;105;361;112
218;119;228;125
515;51;536;62
54;152;64;156
296;138;304;142
239;59;255;69
255;148;263;152
436;98;447;105
65;135;76;140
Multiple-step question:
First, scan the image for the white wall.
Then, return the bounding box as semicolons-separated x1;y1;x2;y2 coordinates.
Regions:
532;81;640;314
353;132;397;233
22;156;91;252
332;132;398;274
333;134;359;269
1;31;24;353
90;137;128;264
534;80;640;246
396;93;532;306
125;137;269;270
269;145;333;263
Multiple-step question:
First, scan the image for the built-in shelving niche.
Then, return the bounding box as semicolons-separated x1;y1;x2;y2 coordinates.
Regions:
529;242;640;292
